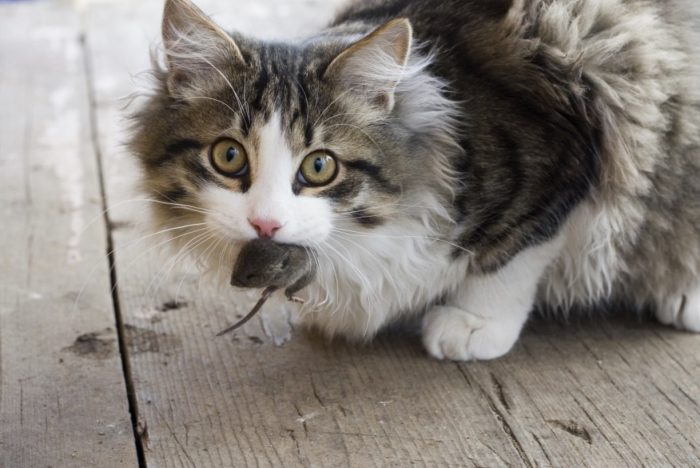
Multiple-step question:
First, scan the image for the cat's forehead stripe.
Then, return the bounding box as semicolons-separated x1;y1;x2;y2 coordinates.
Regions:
237;42;325;148
251;48;270;112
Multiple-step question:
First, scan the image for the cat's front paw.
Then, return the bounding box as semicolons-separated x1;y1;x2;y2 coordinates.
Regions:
656;288;700;332
422;306;522;361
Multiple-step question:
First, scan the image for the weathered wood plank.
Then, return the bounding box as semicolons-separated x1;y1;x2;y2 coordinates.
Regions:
0;2;137;467
86;0;700;466
464;319;700;467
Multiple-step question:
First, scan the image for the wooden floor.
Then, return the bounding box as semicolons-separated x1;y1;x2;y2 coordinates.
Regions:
1;0;699;466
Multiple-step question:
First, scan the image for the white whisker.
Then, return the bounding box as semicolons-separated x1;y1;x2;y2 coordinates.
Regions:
332;226;474;255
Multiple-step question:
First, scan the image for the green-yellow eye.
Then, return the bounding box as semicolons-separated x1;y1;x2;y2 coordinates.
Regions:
210;138;248;177
298;151;338;186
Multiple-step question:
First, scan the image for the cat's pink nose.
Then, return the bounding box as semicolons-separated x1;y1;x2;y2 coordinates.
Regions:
248;218;282;238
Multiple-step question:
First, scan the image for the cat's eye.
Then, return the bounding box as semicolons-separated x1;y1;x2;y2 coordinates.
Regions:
298;151;338;186
210;138;249;177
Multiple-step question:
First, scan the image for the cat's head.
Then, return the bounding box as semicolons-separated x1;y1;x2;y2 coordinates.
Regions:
129;0;458;275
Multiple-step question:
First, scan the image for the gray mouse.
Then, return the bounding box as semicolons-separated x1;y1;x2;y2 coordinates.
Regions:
217;238;317;336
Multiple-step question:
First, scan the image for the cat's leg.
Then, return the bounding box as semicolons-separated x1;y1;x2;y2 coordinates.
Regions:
655;285;700;333
423;237;563;361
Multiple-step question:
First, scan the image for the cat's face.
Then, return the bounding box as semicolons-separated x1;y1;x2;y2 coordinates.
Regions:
130;0;456;272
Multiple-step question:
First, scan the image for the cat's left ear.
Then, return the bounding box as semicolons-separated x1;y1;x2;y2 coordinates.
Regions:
161;0;245;95
325;18;413;112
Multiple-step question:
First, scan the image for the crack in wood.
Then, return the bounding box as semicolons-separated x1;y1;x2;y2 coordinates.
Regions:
479;441;508;467
573;395;628;461
157;408;196;468
531;432;555;466
456;365;534;468
285;428;303;461
651;381;684;414
310;375;325;408
546;419;592;445
490;372;511;413
79;28;147;468
579;390;645;465
676;384;699;408
293;403;310;438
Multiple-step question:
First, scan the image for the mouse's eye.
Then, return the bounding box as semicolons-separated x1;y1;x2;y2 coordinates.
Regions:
297;151;338;186
210;138;248;177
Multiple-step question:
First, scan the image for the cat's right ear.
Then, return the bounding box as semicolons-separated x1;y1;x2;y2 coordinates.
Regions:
324;18;413;112
161;0;244;96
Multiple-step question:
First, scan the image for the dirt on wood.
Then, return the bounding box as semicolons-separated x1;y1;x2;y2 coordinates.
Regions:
64;329;116;360
124;324;182;354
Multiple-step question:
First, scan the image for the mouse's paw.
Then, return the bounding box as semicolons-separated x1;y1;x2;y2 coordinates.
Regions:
286;295;306;304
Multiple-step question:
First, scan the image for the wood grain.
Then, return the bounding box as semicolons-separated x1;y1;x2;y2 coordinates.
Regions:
0;2;137;466
83;0;700;466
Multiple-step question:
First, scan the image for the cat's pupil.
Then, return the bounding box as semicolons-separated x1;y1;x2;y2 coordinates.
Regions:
226;147;238;162
314;157;324;173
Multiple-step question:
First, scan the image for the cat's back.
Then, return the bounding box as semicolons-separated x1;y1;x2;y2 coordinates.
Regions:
334;0;700;309
334;0;700;196
335;0;699;66
334;0;699;121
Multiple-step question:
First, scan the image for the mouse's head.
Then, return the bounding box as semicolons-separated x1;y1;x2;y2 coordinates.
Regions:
230;238;312;289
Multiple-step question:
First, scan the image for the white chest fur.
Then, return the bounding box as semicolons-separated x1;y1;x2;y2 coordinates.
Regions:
300;213;470;339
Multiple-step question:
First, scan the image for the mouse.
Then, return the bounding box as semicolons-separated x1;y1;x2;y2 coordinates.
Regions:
217;238;317;336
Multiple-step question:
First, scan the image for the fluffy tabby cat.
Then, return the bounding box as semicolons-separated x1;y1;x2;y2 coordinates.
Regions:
129;0;700;360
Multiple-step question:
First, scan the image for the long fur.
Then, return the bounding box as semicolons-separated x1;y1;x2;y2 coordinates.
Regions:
128;0;700;359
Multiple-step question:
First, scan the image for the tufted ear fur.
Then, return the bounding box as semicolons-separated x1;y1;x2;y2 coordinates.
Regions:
161;0;245;95
325;18;413;112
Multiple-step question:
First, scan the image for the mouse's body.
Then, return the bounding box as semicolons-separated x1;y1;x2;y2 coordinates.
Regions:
230;238;316;299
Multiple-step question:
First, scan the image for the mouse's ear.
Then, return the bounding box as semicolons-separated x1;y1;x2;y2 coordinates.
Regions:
161;0;244;96
324;18;412;112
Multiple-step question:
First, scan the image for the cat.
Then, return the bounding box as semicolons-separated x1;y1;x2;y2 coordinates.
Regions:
129;0;700;360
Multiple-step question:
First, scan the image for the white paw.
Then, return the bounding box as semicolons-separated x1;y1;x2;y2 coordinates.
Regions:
260;297;298;346
657;288;700;332
422;306;523;361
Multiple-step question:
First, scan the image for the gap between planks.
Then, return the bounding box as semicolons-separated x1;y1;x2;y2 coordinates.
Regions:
80;25;148;468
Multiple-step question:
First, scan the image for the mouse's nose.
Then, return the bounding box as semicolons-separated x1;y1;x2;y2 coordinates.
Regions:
248;218;282;238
